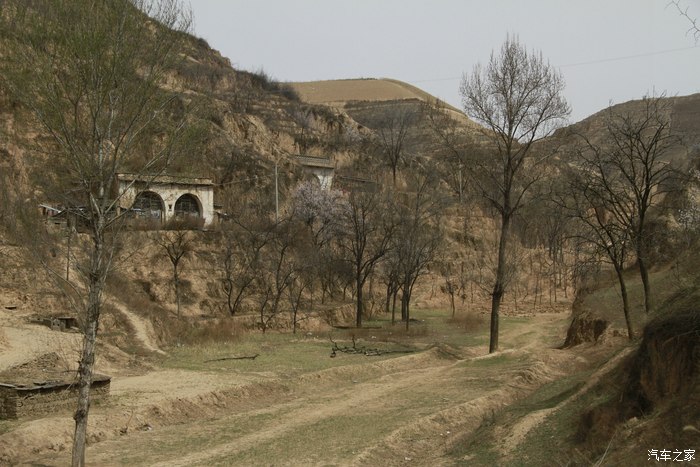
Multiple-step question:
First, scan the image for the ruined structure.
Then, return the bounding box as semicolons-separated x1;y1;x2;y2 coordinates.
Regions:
295;156;335;190
115;173;215;228
0;375;110;420
0;354;111;420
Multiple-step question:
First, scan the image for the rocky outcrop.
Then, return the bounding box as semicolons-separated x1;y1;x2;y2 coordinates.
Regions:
563;310;609;347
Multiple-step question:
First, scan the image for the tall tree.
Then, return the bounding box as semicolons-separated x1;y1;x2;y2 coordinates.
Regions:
354;104;419;185
562;169;636;339
577;97;680;314
460;36;570;353
392;175;443;330
289;181;347;303
1;1;192;464
218;223;266;317
340;189;395;327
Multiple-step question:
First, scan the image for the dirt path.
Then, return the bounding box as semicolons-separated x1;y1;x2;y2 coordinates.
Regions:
76;351;560;467
3;309;594;466
107;297;166;355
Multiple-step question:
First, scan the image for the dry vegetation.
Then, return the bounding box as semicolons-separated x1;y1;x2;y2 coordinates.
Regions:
1;2;699;465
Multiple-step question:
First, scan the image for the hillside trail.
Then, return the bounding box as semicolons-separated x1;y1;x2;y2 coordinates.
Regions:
105;295;166;355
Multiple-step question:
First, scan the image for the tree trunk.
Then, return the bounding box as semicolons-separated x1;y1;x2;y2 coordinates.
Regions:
356;274;363;328
72;315;98;466
174;266;181;317
71;240;104;467
385;283;392;313
615;265;635;340
403;291;410;331
637;248;652;314
489;214;511;353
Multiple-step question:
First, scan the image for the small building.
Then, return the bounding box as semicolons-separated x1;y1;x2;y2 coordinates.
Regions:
295;156;335;190
115;173;215;228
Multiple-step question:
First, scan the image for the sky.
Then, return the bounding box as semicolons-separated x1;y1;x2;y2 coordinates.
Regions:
189;0;700;123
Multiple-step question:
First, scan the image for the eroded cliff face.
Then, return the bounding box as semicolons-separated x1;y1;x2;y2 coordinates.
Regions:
622;308;700;415
575;297;700;462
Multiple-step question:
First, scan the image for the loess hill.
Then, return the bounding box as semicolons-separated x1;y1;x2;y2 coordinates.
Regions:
0;3;700;464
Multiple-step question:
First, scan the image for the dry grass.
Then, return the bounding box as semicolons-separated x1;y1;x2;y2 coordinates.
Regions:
447;311;486;333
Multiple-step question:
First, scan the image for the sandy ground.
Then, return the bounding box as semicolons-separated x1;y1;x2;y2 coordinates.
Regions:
0;304;614;466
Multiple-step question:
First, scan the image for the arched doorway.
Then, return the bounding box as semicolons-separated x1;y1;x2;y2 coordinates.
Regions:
132;191;164;222
174;193;201;218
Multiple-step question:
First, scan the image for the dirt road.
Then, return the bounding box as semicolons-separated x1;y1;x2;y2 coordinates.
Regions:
0;310;593;466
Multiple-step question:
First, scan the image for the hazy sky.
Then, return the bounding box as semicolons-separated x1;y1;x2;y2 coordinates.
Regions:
189;0;700;123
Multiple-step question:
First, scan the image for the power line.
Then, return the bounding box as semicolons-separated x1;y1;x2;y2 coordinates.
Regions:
558;45;700;68
405;45;700;84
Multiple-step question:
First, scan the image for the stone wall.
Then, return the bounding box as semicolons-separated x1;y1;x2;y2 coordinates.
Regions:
0;376;110;420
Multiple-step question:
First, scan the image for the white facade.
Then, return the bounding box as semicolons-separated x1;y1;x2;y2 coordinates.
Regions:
295;156;335;190
115;173;215;228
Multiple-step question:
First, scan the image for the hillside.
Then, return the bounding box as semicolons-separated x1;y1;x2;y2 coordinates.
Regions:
555;92;700;164
1;2;700;465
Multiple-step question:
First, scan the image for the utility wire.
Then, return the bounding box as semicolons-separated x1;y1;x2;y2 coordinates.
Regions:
407;45;700;84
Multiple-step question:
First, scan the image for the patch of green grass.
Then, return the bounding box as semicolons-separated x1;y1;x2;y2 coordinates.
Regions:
100;408;289;466
580;267;685;331
158;332;405;377
501;366;616;467
159;306;494;378
211;413;398;466
462;353;516;368
447;367;596;466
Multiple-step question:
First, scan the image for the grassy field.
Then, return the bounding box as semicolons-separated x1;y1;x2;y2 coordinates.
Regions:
12;304;624;466
158;307;490;376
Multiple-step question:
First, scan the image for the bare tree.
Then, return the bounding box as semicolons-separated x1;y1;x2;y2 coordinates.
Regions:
355;104;419;185
391;175;443;329
339;189;395;327
460;36;570;353
219;225;264;316
562;169;635;339
253;218;300;333
439;262;462;318
1;1;192;464
379;254;402;324
577;97;680;314
670;0;700;40
286;261;313;334
155;230;194;317
423;99;472;202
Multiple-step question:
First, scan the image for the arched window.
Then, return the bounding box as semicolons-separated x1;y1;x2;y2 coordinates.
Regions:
132;191;164;221
174;194;201;218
